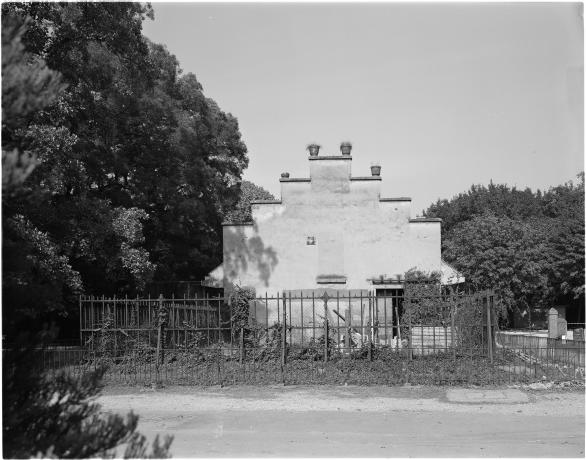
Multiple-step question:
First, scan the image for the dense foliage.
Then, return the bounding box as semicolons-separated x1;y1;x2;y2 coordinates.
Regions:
225;180;275;223
425;175;585;324
2;4;250;334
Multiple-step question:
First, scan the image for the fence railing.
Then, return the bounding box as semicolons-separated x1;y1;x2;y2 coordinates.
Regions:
79;290;498;355
496;331;585;369
46;290;582;385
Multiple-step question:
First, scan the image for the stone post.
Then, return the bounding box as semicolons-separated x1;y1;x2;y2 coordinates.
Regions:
557;318;567;338
548;308;559;339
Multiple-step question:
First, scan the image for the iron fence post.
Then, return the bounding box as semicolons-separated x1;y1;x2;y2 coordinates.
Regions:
281;291;287;366
324;318;329;362
90;296;94;353
113;295;118;361
344;308;351;352
217;345;221;386
161;295;166;367
101;295;105;356
156;294;163;384
79;295;83;347
408;301;412;361
395;304;401;352
368;294;372;362
451;304;456;361
240;327;244;365
486;297;493;364
323;292;329;363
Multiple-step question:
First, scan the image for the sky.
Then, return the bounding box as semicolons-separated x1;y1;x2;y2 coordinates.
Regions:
143;2;584;214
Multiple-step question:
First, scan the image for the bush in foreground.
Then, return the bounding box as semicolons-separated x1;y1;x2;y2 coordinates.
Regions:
3;331;173;458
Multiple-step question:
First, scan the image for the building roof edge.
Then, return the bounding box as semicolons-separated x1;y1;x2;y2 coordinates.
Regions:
279;178;311;182
409;217;442;223
251;200;283;205
380;197;412;202
308;155;352;161
350;176;382;181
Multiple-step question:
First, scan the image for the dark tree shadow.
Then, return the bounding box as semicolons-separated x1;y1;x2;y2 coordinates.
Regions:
223;224;278;291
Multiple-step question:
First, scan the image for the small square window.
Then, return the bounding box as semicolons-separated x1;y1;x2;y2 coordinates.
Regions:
306;236;316;245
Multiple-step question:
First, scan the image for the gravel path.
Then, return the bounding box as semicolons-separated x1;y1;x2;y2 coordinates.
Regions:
100;384;584;416
99;385;585;457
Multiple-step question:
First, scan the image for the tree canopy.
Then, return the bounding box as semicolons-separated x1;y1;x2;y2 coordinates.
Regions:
2;4;250;333
425;174;585;324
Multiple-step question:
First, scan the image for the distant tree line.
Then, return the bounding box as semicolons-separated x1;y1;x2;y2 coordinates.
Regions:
424;175;585;325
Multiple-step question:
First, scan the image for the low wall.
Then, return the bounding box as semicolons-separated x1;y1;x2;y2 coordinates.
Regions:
496;331;585;368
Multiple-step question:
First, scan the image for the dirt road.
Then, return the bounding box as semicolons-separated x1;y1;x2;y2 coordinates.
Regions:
99;385;584;457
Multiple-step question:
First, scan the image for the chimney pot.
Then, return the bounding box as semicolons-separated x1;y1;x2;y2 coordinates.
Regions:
340;142;352;156
307;143;321;157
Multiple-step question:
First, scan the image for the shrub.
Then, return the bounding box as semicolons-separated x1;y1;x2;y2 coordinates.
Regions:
2;330;173;458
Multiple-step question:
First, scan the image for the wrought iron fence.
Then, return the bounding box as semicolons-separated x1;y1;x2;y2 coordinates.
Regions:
27;290;586;385
79;294;225;353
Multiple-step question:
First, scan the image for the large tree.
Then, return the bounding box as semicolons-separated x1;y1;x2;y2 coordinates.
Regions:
2;12;172;458
2;4;249;336
2;11;82;329
443;215;550;320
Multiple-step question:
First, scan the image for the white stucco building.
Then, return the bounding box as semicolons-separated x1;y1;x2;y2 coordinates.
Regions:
209;144;462;298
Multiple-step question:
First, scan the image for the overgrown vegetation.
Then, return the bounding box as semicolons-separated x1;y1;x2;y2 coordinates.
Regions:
229;286;256;334
402;270;445;326
64;344;574;387
401;271;494;356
